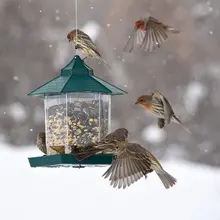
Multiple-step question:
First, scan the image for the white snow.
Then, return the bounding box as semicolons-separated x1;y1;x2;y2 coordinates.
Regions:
184;81;208;114
208;63;220;79
8;102;27;122
141;124;166;144
82;21;101;40
191;3;213;18
55;16;60;21
0;143;220;220
13;76;19;81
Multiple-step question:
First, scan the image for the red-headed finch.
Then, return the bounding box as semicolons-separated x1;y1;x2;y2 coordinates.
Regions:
135;90;190;133
124;16;180;53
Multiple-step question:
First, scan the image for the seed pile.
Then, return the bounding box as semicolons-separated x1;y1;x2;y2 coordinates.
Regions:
46;100;109;149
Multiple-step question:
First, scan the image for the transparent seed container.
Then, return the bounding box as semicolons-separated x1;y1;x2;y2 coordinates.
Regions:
44;93;111;155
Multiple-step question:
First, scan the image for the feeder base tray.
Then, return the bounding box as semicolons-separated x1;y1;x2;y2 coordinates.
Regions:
28;154;113;168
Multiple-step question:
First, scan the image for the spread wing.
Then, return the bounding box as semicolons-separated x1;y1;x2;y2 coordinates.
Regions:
140;16;168;52
123;28;146;53
102;143;153;189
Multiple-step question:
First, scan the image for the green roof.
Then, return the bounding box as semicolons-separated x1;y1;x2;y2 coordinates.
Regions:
28;55;127;96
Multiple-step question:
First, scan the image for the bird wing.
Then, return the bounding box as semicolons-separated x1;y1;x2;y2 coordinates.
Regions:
152;90;174;124
79;30;102;57
140;16;168;52
71;143;115;161
102;143;152;189
123;28;146;53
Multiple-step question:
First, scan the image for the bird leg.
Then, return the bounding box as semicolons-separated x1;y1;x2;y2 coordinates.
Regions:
157;118;165;129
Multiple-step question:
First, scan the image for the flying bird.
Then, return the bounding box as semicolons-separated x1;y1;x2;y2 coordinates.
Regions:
67;29;111;69
123;16;180;53
72;128;177;189
135;90;191;133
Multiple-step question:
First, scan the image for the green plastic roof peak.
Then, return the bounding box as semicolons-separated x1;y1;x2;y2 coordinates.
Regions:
28;55;127;96
60;55;94;76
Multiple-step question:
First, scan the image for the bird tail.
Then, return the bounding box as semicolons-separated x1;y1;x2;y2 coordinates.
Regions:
167;27;181;34
99;57;111;70
172;115;191;133
156;169;177;189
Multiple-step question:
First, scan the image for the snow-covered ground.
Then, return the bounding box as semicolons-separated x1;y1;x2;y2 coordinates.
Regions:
0;143;220;220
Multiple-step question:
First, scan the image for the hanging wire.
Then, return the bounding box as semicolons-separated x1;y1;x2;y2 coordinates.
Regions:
74;0;78;55
75;0;78;41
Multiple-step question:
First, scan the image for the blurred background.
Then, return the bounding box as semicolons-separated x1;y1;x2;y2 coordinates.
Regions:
1;0;220;167
1;0;220;220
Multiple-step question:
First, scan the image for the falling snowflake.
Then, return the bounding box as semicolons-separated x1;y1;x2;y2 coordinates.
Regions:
13;76;19;81
141;125;166;144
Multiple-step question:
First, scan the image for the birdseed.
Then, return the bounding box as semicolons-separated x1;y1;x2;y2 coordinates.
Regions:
45;100;108;153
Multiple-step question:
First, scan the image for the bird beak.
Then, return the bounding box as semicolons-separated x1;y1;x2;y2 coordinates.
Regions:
135;101;139;104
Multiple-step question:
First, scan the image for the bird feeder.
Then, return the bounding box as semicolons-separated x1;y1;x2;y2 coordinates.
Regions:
28;55;127;168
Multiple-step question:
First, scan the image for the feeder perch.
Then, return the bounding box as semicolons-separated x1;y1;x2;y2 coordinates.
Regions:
28;55;127;168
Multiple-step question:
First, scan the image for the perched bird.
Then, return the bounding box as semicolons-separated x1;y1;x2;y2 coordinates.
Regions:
50;128;129;158
37;132;47;155
135;90;190;133
123;16;180;53
72;128;177;189
67;29;111;69
71;128;129;161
